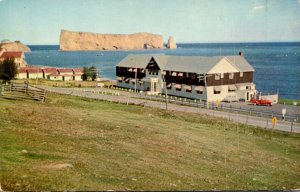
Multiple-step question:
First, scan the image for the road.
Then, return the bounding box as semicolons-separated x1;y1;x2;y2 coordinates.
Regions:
40;85;300;133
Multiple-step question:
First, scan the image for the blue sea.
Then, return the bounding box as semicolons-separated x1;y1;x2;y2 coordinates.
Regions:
26;43;300;99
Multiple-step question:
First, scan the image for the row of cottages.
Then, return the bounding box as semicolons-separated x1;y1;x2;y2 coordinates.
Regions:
17;67;83;81
116;53;256;102
0;48;27;68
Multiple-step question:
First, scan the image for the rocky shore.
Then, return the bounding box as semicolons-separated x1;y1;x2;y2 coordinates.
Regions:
0;40;31;52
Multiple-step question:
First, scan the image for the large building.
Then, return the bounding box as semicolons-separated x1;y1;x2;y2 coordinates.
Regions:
116;53;256;102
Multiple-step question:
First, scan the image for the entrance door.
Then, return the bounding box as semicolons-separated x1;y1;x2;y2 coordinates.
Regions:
150;82;157;93
246;92;249;101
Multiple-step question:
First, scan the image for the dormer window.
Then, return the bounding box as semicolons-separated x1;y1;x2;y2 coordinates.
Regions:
229;73;234;79
240;72;243;77
215;74;220;80
149;70;158;76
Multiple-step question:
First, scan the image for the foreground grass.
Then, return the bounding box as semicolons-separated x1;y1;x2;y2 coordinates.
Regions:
0;93;299;190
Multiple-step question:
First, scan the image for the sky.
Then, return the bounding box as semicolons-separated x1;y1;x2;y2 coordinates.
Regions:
0;0;299;45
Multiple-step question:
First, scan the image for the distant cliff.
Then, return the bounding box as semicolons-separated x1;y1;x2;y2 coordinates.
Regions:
60;30;165;51
0;40;31;52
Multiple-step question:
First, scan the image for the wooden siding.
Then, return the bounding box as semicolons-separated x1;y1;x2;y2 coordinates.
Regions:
165;71;253;86
206;72;253;86
165;72;205;86
116;67;146;79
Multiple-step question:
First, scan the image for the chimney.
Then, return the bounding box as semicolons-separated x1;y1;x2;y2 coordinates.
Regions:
239;51;244;57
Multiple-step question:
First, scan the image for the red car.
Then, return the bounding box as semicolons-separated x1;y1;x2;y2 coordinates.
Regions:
250;99;272;106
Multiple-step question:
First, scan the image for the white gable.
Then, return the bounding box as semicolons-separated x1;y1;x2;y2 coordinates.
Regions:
207;58;239;74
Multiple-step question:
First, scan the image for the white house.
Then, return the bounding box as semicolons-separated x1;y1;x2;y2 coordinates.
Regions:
116;53;256;102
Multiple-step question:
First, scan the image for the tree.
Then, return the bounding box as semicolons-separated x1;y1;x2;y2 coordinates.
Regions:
82;66;98;81
0;58;18;83
82;66;89;81
89;66;97;81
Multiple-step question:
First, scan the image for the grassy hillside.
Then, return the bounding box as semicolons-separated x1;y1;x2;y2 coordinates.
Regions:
0;93;299;190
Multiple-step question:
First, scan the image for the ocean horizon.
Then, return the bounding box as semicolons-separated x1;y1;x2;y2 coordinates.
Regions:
25;42;300;100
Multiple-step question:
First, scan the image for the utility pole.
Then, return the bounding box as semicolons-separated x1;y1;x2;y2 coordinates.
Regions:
204;73;208;108
162;72;168;110
198;73;212;108
134;68;137;93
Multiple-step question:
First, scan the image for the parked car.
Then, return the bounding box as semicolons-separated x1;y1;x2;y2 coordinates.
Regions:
250;99;272;106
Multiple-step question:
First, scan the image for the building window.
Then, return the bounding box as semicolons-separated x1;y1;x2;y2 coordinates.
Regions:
240;72;243;77
215;74;220;80
191;73;196;79
149;70;158;76
196;91;203;94
214;90;221;94
118;80;122;83
229;73;234;79
166;83;172;89
174;84;182;91
221;73;224;78
214;87;222;94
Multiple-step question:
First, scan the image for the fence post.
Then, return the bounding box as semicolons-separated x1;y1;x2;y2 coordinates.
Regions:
0;84;2;96
246;111;249;124
290;122;293;133
42;90;46;102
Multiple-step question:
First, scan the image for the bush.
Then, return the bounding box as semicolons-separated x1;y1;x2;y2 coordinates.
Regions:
0;58;18;83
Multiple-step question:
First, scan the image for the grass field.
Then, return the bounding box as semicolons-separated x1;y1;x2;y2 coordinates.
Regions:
12;79;115;88
0;93;299;190
278;98;300;106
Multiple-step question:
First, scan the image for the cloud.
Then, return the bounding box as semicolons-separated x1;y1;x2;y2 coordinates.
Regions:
253;5;265;11
298;0;300;4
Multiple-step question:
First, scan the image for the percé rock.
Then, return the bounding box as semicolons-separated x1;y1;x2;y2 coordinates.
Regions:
60;30;164;51
167;36;177;49
0;40;31;52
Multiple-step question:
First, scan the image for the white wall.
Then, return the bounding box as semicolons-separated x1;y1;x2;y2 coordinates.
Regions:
163;85;207;100
28;73;44;79
117;80;144;91
16;73;27;79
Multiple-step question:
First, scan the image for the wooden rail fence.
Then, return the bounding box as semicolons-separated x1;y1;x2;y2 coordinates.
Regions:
0;83;46;102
